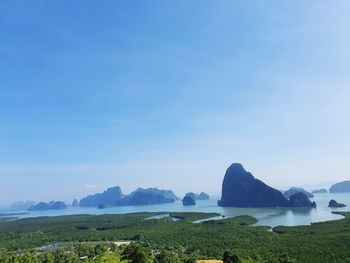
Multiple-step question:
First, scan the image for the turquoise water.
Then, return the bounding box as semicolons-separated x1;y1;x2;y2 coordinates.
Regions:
1;193;349;227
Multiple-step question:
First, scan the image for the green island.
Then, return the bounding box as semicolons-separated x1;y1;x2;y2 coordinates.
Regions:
0;212;349;263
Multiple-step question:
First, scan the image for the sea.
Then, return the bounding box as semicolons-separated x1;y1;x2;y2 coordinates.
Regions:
1;193;350;227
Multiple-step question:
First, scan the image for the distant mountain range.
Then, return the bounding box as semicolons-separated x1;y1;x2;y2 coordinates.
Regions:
116;188;179;206
10;201;36;211
28;201;67;211
80;186;124;207
80;187;179;207
5;200;68;211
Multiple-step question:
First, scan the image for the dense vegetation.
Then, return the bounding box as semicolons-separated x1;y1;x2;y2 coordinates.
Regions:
0;212;349;262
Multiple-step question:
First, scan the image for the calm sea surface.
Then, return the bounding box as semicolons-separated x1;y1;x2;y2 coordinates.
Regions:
1;193;350;227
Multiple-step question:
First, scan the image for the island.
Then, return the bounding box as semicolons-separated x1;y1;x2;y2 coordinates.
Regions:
329;181;350;193
80;186;124;207
80;187;178;207
28;201;67;211
312;189;328;194
10;201;35;211
197;192;210;200
50;201;67;210
72;199;79;207
184;192;210;201
115;188;178;206
328;199;346;208
289;193;316;207
284;187;313;199
183;195;196;206
98;204;106;209
218;163;316;208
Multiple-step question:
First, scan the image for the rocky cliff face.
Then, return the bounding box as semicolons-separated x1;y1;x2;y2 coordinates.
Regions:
218;163;290;207
80;186;124;207
329;181;350;193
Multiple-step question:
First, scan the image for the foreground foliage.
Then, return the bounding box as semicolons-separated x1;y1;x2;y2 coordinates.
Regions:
0;212;349;262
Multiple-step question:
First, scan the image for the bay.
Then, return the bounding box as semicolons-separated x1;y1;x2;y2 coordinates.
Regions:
1;193;350;227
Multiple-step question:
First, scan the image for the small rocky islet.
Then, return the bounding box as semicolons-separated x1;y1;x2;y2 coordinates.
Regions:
328;199;346;208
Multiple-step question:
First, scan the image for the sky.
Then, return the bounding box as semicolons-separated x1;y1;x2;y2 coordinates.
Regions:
1;1;350;204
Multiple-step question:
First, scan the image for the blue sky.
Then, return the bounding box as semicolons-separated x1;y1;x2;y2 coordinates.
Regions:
1;1;350;204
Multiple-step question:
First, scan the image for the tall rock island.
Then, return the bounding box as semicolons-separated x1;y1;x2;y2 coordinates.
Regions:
80;186;124;207
218;163;315;208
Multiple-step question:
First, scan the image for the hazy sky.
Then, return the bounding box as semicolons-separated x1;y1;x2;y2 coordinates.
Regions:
1;1;350;204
